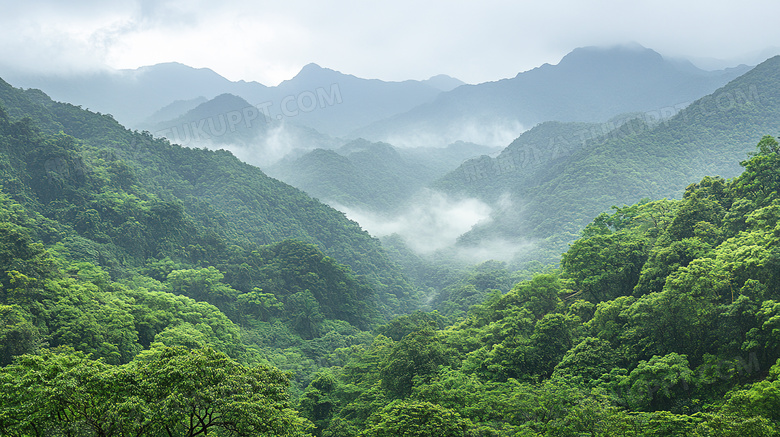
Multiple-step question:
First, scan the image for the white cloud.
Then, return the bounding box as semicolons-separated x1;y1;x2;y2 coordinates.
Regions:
336;189;492;254
2;0;780;84
0;0;780;85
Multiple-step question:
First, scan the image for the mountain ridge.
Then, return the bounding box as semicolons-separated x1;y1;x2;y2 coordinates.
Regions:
0;75;420;315
440;54;780;265
352;44;754;147
1;62;459;137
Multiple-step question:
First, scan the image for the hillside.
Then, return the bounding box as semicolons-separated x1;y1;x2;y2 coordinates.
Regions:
437;55;780;265
140;92;342;167
266;139;497;213
294;135;780;435
0;76;419;316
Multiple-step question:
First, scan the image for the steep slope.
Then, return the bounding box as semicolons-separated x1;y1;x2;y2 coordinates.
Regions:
0;76;419;314
354;44;752;147
140;93;342;167
0;62;260;127
442;55;780;264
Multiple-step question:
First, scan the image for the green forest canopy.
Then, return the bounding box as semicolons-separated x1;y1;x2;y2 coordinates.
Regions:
1;71;780;435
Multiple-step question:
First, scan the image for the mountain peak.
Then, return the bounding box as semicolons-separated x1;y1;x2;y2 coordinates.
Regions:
281;63;347;88
423;74;465;91
558;43;664;67
300;62;325;72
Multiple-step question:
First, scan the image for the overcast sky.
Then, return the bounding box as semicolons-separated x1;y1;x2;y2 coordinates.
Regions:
1;0;779;85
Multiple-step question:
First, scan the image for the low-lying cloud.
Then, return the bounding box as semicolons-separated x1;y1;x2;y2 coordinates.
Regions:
217;124;300;168
452;237;536;265
335;189;492;254
380;118;526;149
335;190;534;264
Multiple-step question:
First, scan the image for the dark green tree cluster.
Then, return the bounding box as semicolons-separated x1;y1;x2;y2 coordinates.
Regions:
0;347;313;436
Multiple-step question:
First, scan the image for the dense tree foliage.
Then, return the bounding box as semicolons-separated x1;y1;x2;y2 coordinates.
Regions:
0;347;313;436
0;78;400;398
0;76;418;316
293;136;780;435
2;66;780;435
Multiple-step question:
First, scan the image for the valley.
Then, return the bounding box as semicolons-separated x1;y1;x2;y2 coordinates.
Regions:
1;41;779;436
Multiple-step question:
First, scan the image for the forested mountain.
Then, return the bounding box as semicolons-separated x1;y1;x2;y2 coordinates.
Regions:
3;44;780;436
0;77;418;311
293;135;780;435
266;139;498;212
0;74;431;378
0;62;457;137
436;55;780;266
353;44;752;147
139;92;342;167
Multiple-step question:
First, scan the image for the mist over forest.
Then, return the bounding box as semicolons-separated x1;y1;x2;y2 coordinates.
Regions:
2;4;780;434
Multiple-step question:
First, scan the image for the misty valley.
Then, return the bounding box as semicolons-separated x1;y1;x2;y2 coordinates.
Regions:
1;44;780;436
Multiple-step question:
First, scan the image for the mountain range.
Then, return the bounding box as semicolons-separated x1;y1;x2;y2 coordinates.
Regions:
2;44;751;153
353;44;753;147
266;139;500;212
0;75;419;316
4;43;780;435
0;62;462;137
4;44;776;271
437;54;780;265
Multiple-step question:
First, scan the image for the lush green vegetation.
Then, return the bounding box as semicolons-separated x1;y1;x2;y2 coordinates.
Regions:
438;56;780;268
0;76;420;435
2;63;780;436
0;77;418;317
295;135;780;435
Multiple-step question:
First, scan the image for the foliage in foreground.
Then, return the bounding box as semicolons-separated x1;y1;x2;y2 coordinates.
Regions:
0;347;313;436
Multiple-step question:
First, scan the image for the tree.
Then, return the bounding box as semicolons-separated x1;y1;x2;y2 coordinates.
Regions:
552;336;619;383
0;304;38;365
363;401;473;437
132;347;313;436
380;328;450;399
561;230;649;303
166;266;240;316
237;287;284;323
755;135;779;156
0;349;120;437
0;347;314;436
617;353;695;411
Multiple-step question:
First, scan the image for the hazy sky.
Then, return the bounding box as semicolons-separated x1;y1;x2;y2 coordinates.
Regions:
1;0;779;85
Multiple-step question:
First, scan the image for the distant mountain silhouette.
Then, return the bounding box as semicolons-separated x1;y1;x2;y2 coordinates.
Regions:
144;93;341;167
267;139;498;212
353;44;752;147
436;55;780;266
2;62;458;137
